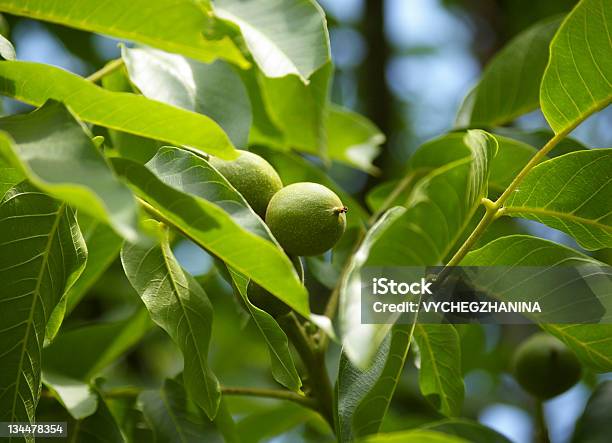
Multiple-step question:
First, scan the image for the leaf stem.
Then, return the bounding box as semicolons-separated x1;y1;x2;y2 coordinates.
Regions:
86;58;124;83
535;399;550;443
496;130;568;204
445;200;498;267
221;386;318;409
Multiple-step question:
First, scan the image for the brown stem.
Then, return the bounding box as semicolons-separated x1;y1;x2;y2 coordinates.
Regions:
280;314;335;429
534;399;550;443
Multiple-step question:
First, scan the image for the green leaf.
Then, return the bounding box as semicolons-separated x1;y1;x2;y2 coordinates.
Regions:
462;235;612;372
240;67;285;147
365;180;398;213
540;0;612;133
542;323;612;373
367;131;499;215
358;429;469;443
121;230;221;419
257;62;332;156
326;104;385;174
70;392;124;443
110;154;309;316
42;372;98;420
341;131;497;366
504;149;612;250
65;214;123;313
0;61;237;159
214;0;330;81
43;308;152;381
100;66;162;164
122;46;252;148
228;269;301;391
489;136;537;193
413;324;464;417
403;132;533;198
420;419;513;443
0;0;248;67
0;156;23;198
236;403;324;443
338;131;496;419
0;33;14;60
339;207;406;367
0;101;139;240
0;182;87;422
571;381;612;443
336;324;414;442
140;378;237;443
458;16;561;126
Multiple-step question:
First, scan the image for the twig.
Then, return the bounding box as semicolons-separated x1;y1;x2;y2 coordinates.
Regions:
535;399;550;443
279;314;335;429
86;58;124;83
221;386;318;409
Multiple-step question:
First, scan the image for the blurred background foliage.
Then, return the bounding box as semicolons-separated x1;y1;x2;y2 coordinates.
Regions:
2;1;611;442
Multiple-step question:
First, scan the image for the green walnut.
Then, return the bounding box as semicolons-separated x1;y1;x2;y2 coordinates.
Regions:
246;255;303;317
209;150;283;217
513;332;582;399
265;182;347;256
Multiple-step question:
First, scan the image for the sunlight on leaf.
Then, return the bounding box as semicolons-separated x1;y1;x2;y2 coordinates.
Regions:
122;46;252;148
0;0;248;67
420;419;512;443
214;0;330;81
358;429;469;443
0;61;238;160
0;33;15;60
0;101;139;241
504;149;612;250
540;0;612;133
42;372;98;420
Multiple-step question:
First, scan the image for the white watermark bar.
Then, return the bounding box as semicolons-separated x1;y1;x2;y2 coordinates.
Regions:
0;422;68;438
360;266;612;324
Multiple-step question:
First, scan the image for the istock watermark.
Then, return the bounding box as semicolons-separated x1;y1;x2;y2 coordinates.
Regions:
360;266;612;324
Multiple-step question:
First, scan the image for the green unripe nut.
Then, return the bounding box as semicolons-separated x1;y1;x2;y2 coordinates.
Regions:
209;150;283;217
246;255;303;317
265;182;347;256
513;332;582;399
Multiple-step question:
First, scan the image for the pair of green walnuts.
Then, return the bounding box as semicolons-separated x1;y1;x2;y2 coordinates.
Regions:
210;150;347;316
